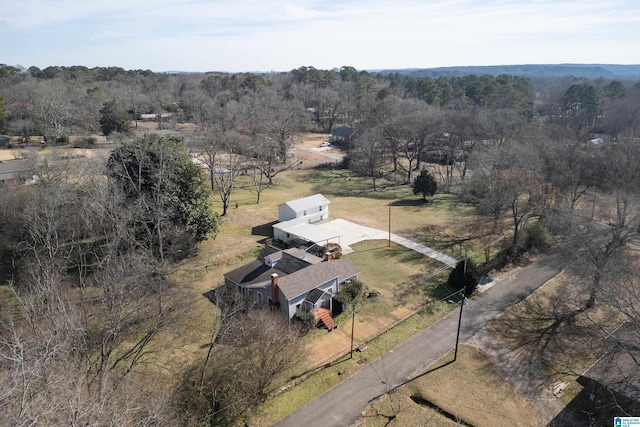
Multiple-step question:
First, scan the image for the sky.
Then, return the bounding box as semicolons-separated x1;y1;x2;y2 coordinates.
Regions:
1;0;639;73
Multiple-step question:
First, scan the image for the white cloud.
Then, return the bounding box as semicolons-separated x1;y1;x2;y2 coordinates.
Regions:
1;0;639;71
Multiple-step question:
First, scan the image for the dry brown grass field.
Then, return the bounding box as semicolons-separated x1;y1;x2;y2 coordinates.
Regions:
0;142;111;162
358;345;546;427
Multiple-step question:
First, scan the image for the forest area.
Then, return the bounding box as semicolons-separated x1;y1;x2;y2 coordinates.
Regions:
1;63;640;426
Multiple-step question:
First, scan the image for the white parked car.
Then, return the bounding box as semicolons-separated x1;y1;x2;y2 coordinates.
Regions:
319;141;331;147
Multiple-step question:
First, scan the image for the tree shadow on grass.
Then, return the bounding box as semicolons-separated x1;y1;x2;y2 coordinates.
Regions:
349;242;434;265
389;199;428;207
301;167;411;201
385;244;434;264
548;386;607;427
390;361;455;392
429;282;461;301
409;224;471;255
395;275;447;303
407;386;474;427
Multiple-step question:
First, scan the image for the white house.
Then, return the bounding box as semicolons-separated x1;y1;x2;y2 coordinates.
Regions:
278;194;330;223
274;194;333;244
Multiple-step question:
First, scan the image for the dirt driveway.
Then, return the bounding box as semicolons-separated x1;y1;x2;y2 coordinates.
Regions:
294;133;345;166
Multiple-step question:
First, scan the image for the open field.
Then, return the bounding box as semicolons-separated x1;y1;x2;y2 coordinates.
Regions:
358;345;546;427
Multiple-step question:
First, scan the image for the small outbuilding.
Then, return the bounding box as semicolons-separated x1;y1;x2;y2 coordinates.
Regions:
273;194;340;245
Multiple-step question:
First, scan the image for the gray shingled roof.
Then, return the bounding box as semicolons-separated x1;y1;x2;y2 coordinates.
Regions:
331;127;357;138
283;248;323;264
224;259;275;286
0;159;34;181
224;251;312;286
305;288;324;304
277;259;358;300
257;245;281;262
277;252;313;274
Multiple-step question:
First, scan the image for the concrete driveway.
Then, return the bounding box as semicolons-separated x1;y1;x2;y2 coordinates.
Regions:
317;219;458;268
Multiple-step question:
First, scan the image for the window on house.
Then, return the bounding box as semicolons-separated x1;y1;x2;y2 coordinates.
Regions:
257;291;263;304
319;205;323;211
303;210;306;216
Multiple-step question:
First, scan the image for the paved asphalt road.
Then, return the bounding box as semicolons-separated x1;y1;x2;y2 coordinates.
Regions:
275;253;564;427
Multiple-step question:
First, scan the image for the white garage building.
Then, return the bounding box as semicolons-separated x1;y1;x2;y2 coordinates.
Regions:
273;194;341;245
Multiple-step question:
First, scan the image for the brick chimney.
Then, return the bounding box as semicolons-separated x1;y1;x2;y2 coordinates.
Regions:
325;252;333;262
270;273;279;303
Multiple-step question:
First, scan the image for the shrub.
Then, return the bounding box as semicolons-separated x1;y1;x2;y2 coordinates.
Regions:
293;309;316;331
73;137;96;149
524;222;552;252
412;168;437;200
338;279;363;302
447;259;479;296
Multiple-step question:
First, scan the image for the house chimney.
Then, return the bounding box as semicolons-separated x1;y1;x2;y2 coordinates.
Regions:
271;273;279;303
325;252;333;262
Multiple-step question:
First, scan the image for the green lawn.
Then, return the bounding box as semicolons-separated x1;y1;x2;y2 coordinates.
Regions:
345;240;448;306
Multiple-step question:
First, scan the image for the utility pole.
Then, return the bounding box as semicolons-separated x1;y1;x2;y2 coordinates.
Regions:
388;204;391;247
463;248;468;274
350;303;356;358
454;290;467;362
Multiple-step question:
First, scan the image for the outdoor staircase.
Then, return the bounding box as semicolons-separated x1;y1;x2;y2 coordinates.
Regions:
315;308;337;331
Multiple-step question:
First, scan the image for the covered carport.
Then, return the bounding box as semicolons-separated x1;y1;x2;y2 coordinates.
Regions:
274;222;342;246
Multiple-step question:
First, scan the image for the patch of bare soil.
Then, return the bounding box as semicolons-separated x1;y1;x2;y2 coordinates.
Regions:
297;132;330;148
303;304;416;368
293;133;344;166
0;150;19;161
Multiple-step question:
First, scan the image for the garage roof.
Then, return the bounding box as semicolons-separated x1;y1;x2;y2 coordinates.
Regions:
276;222;341;244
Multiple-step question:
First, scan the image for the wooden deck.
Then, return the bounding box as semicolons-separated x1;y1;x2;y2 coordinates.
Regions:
315;307;337;331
